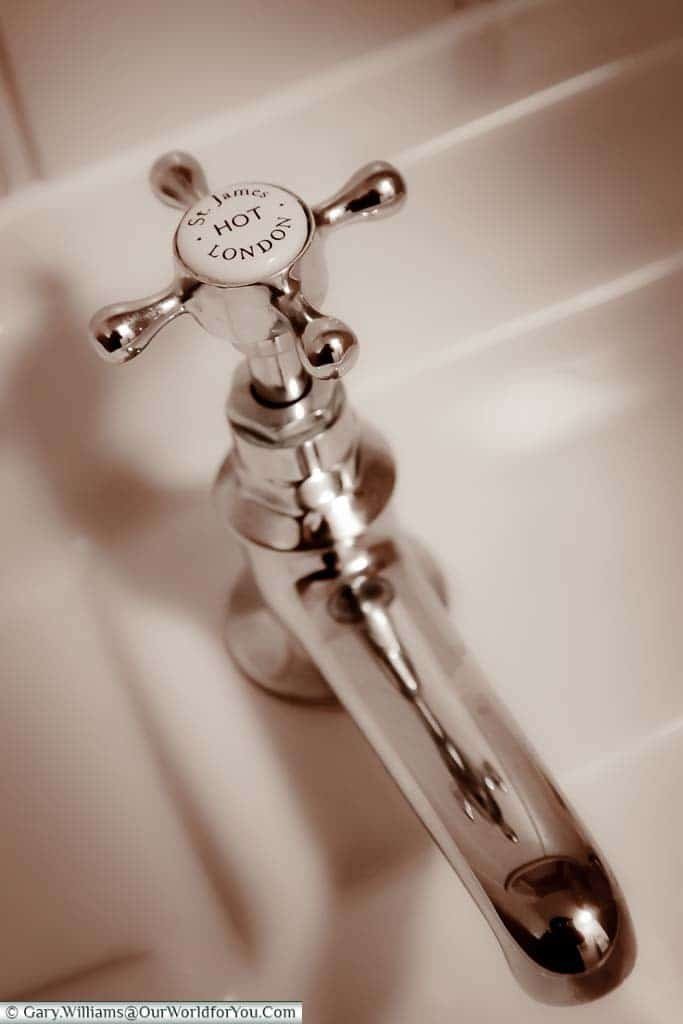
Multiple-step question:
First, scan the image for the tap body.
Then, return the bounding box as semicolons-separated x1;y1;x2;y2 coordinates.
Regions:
90;152;635;1006
216;373;636;1006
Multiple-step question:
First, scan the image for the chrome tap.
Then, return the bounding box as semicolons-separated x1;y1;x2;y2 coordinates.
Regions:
90;152;636;1005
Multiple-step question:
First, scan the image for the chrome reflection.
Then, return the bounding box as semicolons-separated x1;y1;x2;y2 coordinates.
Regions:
505;856;619;973
328;574;519;843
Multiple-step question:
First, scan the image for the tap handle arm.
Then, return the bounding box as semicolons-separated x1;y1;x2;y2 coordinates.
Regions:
89;152;209;362
149;151;210;210
275;290;359;381
313;161;406;232
89;284;185;364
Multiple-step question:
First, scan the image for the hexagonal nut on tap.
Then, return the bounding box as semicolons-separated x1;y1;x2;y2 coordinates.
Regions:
88;151;407;405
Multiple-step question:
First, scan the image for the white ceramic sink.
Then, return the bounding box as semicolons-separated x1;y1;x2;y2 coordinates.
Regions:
1;2;682;1019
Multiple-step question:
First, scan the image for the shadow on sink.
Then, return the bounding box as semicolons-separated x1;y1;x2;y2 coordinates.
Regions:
248;690;432;1023
0;273;433;1012
0;271;196;543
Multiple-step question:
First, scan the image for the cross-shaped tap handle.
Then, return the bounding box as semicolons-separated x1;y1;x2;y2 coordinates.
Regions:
89;152;405;401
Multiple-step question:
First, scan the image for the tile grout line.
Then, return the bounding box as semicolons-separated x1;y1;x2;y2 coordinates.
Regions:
0;0;543;220
357;248;683;398
0;15;676;224
0;21;40;189
562;714;683;786
392;33;683;169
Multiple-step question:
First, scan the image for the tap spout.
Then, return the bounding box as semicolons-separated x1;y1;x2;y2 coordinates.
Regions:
217;405;636;1005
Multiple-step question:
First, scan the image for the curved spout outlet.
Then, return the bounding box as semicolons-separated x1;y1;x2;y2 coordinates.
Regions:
241;533;635;1004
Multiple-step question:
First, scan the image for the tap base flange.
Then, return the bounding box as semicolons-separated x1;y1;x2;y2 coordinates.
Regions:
225;566;337;704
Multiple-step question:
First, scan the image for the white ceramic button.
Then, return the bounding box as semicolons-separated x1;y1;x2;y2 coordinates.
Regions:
176;183;309;286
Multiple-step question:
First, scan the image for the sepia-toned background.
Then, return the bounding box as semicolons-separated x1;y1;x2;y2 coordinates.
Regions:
1;1;682;1020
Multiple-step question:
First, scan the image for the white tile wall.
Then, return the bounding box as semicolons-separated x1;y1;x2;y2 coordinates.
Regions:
0;0;452;180
1;0;683;189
